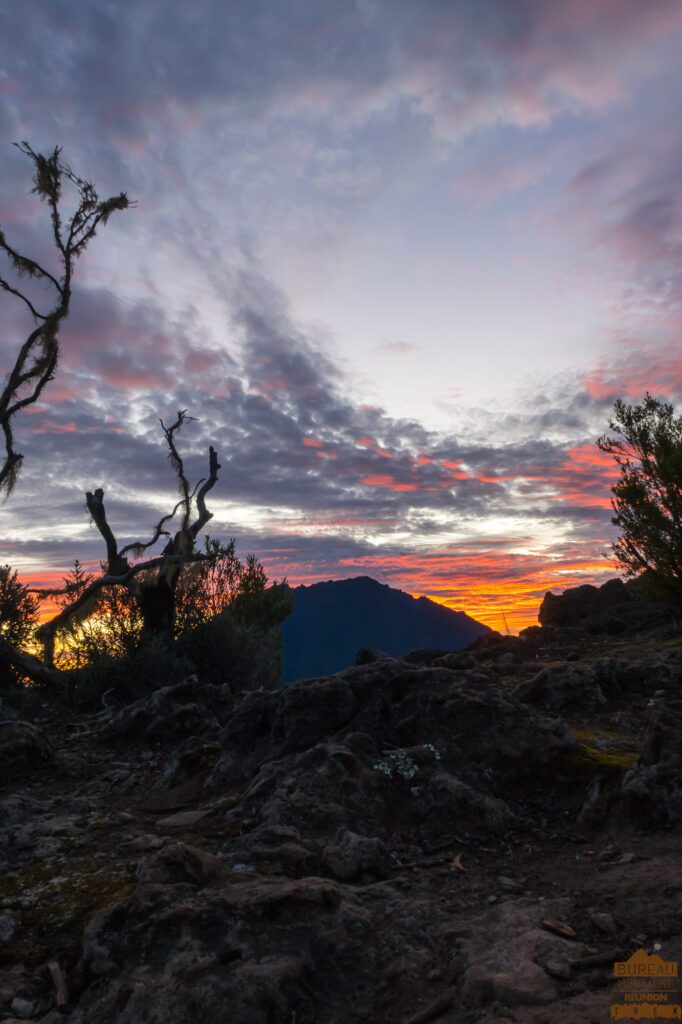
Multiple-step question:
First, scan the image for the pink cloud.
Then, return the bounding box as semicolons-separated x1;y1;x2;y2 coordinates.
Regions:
583;342;682;402
361;474;419;492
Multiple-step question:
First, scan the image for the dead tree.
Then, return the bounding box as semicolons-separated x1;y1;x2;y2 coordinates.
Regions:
35;411;221;665
0;143;131;498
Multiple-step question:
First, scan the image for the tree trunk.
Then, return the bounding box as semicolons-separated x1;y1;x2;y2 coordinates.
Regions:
0;637;66;689
137;577;177;638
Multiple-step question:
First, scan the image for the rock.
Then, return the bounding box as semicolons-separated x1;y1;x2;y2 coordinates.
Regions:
0;722;53;779
462;961;554;1007
621;702;682;827
539;580;629;627
578;780;611;830
136;842;227;887
0;911;18;946
232;825;316;874
74;874;439;1024
539;577;678;634
544;959;571;980
9;999;35;1021
322;829;390;881
426;773;512;832
89;958;117;977
125;834;167;852
514;665;606;713
460;899;581;1008
100;678;233;744
354;648;393;666
159;736;222;789
208;659;577;796
155;809;212;828
590;911;617;933
498;876;522;892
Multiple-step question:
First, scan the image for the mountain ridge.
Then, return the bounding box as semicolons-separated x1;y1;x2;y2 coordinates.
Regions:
279;574;490;683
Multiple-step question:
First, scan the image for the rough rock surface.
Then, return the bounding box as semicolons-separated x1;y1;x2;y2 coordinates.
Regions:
0;722;53;780
538;576;678;634
513;664;607;713
0;614;681;1024
621;699;682;827
539;579;630;627
99;677;234;743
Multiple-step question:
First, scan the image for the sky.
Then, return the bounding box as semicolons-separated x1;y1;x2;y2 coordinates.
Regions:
1;0;681;631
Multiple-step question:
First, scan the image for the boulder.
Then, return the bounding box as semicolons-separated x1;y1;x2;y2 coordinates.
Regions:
100;677;234;743
514;664;607;713
136;842;227;887
74;874;437;1024
0;722;53;779
209;659;576;793
621;700;682;827
539;579;629;627
158;735;222;790
425;772;512;832
460;899;581;1008
201;660;577;880
321;828;391;881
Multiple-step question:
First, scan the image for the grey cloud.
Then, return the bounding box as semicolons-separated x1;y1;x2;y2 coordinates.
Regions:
1;260;616;584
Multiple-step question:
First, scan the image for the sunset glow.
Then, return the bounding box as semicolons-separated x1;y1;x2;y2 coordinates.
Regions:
1;1;681;634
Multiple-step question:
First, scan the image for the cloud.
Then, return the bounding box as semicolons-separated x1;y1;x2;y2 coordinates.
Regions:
2;1;680;630
2;0;681;157
373;341;421;356
582;341;682;404
1;263;626;640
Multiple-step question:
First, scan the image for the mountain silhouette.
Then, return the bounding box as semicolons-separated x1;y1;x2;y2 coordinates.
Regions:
279;575;490;683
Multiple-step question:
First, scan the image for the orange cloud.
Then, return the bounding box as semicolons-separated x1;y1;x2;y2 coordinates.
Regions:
440;460;471;480
361;474;419;491
551;443;619;509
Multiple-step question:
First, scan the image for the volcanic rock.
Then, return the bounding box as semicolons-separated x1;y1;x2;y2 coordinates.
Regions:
100;677;233;743
621;699;682;827
0;722;53;780
513;664;607;713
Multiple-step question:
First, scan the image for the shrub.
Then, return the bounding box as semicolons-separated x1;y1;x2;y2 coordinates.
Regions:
597;394;682;594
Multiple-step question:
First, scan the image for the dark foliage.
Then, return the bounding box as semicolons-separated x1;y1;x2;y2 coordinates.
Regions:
597;394;682;593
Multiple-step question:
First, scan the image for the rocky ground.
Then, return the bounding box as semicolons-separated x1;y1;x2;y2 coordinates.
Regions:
1;587;681;1024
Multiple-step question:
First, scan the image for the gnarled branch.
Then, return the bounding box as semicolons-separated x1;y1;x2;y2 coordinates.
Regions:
0;143;131;499
191;446;221;539
36;414;221;657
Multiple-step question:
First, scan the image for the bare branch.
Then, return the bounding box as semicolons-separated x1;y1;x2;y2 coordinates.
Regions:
191;445;221;538
161;410;194;530
0;232;63;292
0;143;131;499
0;277;48;320
119;497;186;557
85;488;128;573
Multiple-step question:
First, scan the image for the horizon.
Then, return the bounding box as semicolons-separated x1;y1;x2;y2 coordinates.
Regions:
1;1;682;633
